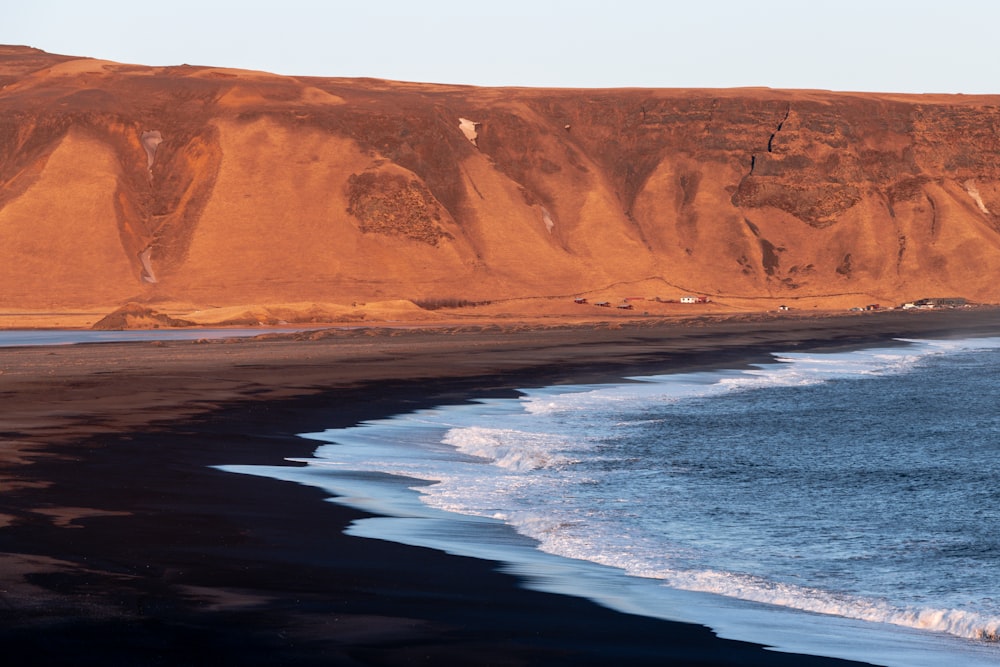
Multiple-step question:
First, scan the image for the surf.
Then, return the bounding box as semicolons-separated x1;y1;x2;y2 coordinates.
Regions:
221;335;1000;667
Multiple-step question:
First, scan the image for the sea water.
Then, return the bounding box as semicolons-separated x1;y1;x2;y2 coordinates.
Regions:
221;336;1000;666
0;328;307;347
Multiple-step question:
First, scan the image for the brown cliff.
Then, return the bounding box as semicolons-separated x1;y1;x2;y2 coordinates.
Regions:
2;45;1000;320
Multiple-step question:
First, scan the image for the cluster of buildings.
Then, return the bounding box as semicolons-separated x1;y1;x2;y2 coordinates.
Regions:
571;295;971;313
900;297;967;309
574;295;711;310
842;297;969;312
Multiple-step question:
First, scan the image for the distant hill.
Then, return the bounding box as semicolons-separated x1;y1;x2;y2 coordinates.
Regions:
2;45;1000;316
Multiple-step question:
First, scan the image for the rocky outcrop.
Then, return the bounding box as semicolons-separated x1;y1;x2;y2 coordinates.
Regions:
2;45;1000;311
91;302;195;329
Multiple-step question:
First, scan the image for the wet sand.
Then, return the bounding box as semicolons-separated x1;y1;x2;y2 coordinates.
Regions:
2;309;998;665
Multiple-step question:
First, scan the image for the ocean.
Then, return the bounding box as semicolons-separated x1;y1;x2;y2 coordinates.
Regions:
222;335;1000;666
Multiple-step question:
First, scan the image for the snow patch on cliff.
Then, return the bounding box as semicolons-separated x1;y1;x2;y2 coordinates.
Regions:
541;206;555;233
458;118;479;147
964;180;990;214
141;130;163;173
139;247;157;283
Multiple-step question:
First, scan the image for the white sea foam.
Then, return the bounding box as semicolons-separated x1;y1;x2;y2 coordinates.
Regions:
521;521;1000;643
221;335;1000;667
685;573;1000;644
440;426;575;471
520;338;990;419
431;403;1000;645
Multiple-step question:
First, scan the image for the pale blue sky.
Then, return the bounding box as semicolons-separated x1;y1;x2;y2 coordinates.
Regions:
4;0;997;93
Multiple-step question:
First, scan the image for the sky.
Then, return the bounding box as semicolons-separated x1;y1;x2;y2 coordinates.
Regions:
4;0;998;94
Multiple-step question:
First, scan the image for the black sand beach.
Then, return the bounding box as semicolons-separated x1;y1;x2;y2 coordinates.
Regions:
3;309;998;666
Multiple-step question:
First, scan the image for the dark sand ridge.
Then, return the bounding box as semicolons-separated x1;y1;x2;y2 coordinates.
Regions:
2;309;998;665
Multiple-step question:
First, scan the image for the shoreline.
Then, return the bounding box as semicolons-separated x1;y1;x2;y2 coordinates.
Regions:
2;309;998;665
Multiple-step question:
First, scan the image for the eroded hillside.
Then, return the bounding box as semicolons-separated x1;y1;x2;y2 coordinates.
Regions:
2;45;1000;314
